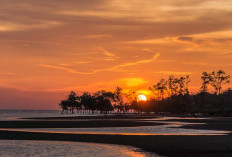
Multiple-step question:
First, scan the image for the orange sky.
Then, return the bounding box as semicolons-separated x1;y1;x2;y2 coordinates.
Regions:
1;0;232;109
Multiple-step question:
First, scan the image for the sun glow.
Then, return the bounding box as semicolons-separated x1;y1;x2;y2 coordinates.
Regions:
137;94;147;101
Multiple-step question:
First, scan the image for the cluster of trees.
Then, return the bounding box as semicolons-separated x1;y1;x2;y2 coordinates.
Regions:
149;75;190;99
59;70;232;116
59;87;130;114
201;70;230;94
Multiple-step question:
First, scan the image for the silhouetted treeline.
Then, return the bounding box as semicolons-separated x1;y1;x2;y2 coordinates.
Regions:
59;70;232;116
59;87;129;114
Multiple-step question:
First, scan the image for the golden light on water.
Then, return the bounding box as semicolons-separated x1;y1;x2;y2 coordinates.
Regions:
137;94;147;101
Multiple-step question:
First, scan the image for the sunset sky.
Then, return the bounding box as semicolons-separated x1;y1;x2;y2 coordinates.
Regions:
1;0;232;109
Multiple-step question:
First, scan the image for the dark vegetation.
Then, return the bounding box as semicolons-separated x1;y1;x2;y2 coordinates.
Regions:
59;70;232;116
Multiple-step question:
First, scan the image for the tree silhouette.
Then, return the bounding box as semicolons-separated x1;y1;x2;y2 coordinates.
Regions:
67;91;80;114
59;100;69;114
95;95;113;113
149;78;167;100
210;70;230;95
80;92;96;113
125;90;138;103
184;75;190;95
94;90;114;113
58;70;232;116
114;86;126;113
178;75;190;95
59;91;80;114
168;75;176;96
201;72;211;93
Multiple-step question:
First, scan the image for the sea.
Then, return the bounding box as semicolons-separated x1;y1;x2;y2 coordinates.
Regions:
0;109;230;157
0;110;159;157
0;109;67;120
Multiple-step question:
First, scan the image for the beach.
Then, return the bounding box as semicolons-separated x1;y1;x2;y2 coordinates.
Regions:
1;111;232;157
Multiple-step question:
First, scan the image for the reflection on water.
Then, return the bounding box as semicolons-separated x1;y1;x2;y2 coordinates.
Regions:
2;121;230;135
0;110;230;135
0;140;159;157
0;110;99;120
151;117;209;121
0;110;62;120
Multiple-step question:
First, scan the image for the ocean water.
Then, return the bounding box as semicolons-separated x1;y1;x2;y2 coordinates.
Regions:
0;110;229;157
0;109;98;120
0;110;230;135
0;110;61;120
0;140;159;157
0;110;162;157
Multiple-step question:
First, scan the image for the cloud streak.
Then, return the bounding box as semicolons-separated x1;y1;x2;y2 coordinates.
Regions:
40;53;160;75
0;21;62;32
155;71;193;75
72;34;112;39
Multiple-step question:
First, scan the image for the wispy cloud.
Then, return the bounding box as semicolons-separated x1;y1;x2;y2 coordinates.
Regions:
58;0;219;23
115;53;160;68
177;36;194;42
0;39;62;45
40;64;86;74
40;53;160;75
97;47;115;57
93;47;115;57
124;36;195;45
72;34;112;39
59;61;90;66
93;47;119;61
0;21;62;32
74;61;90;64
120;77;148;87
40;63;126;75
183;61;208;66
155;71;193;75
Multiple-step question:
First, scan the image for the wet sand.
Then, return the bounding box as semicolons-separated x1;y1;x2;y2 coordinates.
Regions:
1;115;232;157
0;120;163;128
21;114;159;120
166;117;232;131
1;130;232;157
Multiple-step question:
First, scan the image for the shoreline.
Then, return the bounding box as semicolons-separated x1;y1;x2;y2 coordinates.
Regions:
1;115;232;156
1;130;232;157
0;120;164;128
20;114;159;120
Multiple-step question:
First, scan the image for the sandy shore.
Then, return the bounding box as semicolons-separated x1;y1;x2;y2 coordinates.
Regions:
1;115;232;157
1;130;232;157
160;117;232;132
0;120;164;128
21;114;159;120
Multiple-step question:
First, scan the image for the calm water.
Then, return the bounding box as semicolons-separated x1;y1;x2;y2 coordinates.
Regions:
0;110;230;157
4;122;230;136
0;109;98;120
0;110;61;120
0;110;230;135
0;140;159;157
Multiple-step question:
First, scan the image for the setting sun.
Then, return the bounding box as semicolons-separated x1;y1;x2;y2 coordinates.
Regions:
137;94;147;101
